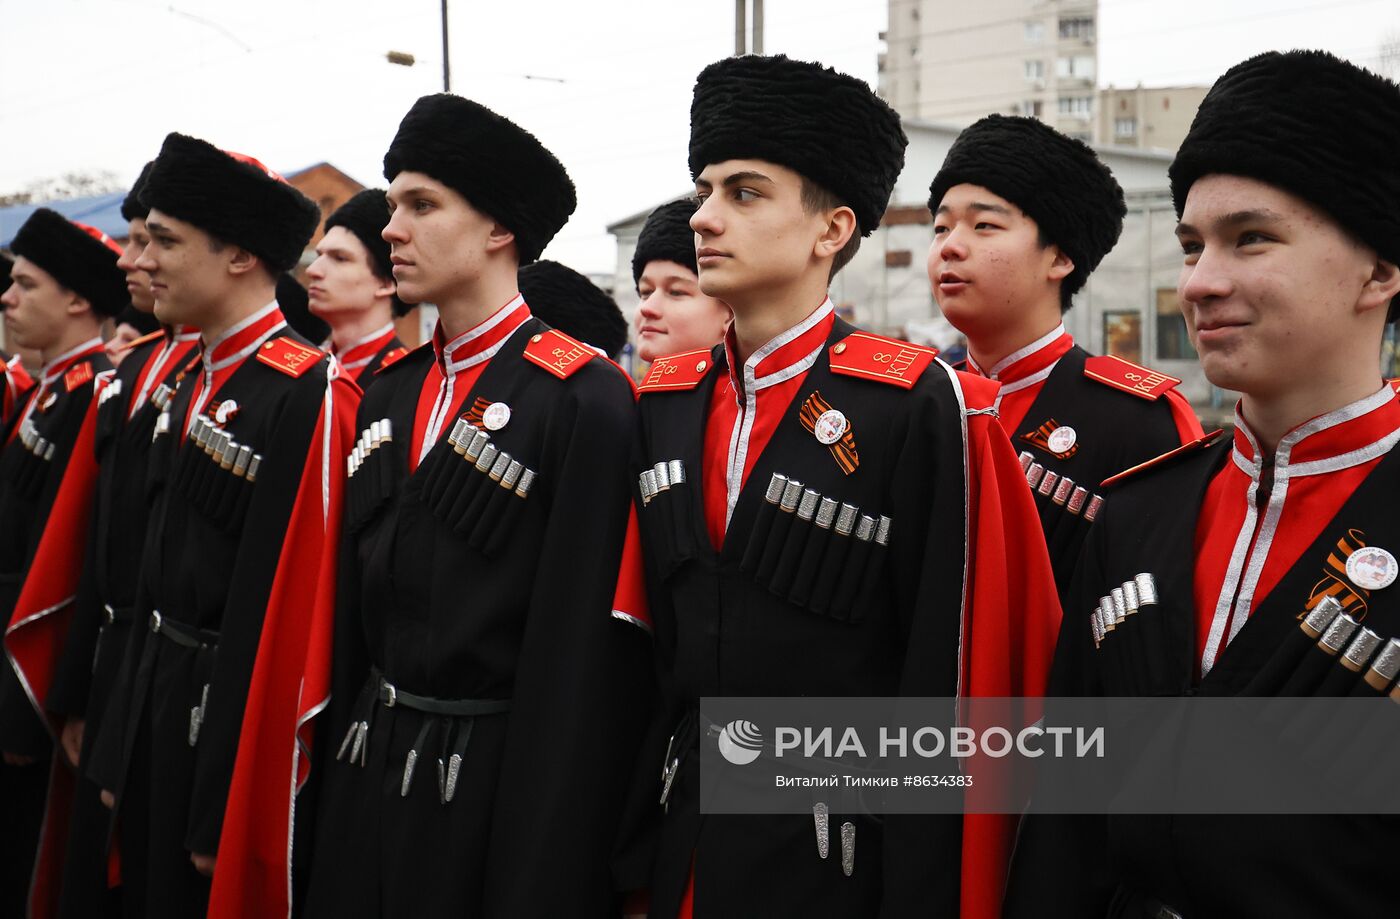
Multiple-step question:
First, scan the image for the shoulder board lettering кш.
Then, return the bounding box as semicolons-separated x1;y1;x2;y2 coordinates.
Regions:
828;332;937;390
638;348;716;394
1083;355;1181;401
256;337;324;378
523;328;596;380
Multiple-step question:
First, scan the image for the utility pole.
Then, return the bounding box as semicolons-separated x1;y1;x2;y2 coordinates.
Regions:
441;0;451;92
734;0;763;55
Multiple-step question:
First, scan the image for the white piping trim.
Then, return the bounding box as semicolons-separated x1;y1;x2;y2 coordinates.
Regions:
17;338;104;429
334;322;397;371
722;299;834;528
203;300;281;372
1203;386;1400;673
188;305;287;431
983;323;1066;378
992;359;1061;413
419;297;528;463
611;610;654;634
934;357;973;703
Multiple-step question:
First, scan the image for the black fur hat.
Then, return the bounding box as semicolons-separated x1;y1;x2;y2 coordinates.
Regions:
519;260;626;359
927;115;1126;305
631;199;698;287
688;55;907;237
324;188;409;316
0;252;12;295
140;133;319;273
121;161;155;222
383;94;576;264
9;208;127;317
1170;50;1400;274
275;273;329;344
116;304;161;336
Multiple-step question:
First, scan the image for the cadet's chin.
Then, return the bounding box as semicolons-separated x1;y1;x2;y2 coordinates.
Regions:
1196;350;1252;396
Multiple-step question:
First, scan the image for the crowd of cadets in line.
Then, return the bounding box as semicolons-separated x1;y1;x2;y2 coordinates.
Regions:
0;45;1396;919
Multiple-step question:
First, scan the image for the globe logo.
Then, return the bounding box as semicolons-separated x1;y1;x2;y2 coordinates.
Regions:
717;720;764;766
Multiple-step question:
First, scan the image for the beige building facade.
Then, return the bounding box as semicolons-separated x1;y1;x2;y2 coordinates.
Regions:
1095;84;1209;151
878;0;1100;140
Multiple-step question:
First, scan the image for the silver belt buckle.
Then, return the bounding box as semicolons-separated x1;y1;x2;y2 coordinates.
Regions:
384;680;397;707
104;604;116;625
151;610;162;633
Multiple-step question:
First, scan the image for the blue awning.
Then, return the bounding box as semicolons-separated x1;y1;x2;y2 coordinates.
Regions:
0;192;129;248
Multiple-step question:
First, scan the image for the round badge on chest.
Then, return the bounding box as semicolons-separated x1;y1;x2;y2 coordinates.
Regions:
1047;425;1078;455
214;400;240;425
1346;546;1398;591
814;409;848;446
482;401;512;432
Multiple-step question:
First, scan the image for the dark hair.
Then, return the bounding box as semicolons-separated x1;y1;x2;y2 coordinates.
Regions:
799;178;862;281
1035;226;1075;313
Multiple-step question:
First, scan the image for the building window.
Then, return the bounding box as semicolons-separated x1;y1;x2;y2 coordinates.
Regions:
1056;55;1095;79
1157;288;1196;360
885;250;913;269
1058;95;1093;118
1024;21;1044;43
1103;311;1142;364
1059;17;1095;41
1114;117;1138;138
1024;59;1045;81
1023;99;1044;118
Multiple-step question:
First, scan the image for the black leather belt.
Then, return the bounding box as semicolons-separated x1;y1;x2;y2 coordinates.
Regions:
149;610;219;649
376;675;511;717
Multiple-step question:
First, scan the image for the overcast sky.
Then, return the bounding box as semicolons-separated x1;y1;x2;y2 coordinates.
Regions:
2;0;1394;273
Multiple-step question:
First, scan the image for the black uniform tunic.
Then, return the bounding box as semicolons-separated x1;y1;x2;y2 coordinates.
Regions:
0;338;108;917
1006;388;1400;918
88;307;345;919
46;327;199;918
303;311;650;918
624;310;1061;919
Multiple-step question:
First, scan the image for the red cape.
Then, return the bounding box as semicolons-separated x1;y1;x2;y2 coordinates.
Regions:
4;384;104;918
207;373;356;919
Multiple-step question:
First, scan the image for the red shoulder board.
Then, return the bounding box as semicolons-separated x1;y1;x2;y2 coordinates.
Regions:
638;348;716;394
116;329;165;355
523;328;596;380
64;361;95;392
375;346;409;374
1084;355;1181;401
1101;428;1225;489
828;332;938;390
256;336;324;378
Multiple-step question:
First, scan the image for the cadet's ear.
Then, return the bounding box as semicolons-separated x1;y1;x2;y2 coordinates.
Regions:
1046;244;1074;284
813;205;858;262
227;246;262;278
1358;257;1400;318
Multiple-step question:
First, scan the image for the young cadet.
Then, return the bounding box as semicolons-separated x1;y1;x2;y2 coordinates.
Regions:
301;93;649;917
307;188;408;386
926;116;1203;596
518;258;628;359
625;55;1060;919
0;208;124;916
1005;51;1400;917
85;133;357;919
0;252;37;423
44;164;202;918
632;198;730;364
